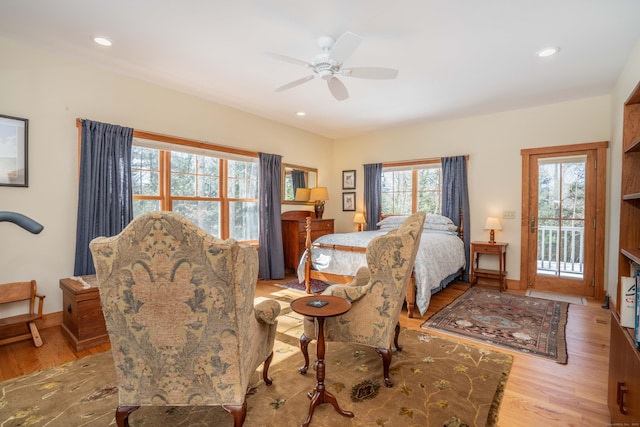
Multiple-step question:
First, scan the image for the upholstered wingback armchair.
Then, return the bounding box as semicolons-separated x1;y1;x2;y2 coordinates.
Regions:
299;211;425;387
90;211;281;427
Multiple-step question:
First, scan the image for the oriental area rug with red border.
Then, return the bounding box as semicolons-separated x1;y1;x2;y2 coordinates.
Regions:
422;287;569;364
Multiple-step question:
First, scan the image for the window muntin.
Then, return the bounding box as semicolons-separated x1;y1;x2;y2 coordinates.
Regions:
131;144;259;242
381;162;441;216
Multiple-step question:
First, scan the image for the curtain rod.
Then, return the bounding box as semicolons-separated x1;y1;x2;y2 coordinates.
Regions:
76;118;259;158
372;154;470;168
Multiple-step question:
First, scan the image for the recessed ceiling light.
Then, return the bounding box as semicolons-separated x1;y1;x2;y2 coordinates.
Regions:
93;36;112;47
536;47;559;58
296;111;306;117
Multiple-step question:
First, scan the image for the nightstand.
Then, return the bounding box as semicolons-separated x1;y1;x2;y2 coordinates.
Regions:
470;241;508;291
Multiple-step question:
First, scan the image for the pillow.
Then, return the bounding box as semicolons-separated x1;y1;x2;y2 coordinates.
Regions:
424;214;454;225
423;222;458;232
422;229;459;236
376;215;409;229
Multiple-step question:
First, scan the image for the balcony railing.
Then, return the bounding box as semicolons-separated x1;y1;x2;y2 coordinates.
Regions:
537;224;584;278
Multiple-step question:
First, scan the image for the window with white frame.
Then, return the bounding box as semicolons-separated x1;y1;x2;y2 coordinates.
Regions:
381;161;442;216
131;139;259;243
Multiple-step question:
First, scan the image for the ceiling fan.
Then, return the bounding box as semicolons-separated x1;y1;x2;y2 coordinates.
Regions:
268;32;399;101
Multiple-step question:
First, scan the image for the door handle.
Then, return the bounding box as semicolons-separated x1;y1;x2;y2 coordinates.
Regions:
530;216;536;234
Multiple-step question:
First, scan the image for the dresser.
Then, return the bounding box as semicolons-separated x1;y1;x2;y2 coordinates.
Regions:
282;211;334;272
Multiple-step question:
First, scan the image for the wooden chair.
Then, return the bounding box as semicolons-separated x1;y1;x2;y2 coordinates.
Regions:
0;280;45;347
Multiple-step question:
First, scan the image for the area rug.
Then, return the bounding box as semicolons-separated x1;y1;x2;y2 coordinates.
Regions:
0;308;512;427
274;277;331;294
422;287;568;364
525;289;587;306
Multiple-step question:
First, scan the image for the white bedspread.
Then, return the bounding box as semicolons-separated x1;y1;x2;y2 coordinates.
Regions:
298;230;466;315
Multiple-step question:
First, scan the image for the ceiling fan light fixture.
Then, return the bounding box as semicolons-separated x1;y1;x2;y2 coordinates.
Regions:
270;32;398;101
536;47;559;58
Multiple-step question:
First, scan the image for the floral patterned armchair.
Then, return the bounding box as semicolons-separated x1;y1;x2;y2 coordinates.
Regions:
299;211;425;387
90;211;281;427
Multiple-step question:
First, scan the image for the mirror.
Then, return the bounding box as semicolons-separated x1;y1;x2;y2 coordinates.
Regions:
282;163;318;204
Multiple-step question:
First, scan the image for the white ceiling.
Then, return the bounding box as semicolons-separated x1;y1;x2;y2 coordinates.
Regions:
1;0;640;139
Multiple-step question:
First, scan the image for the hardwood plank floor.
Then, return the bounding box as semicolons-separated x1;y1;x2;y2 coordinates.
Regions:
0;278;611;426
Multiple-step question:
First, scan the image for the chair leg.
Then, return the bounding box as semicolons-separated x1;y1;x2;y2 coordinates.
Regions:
394;322;402;352
299;333;312;375
263;351;274;386
28;322;43;347
375;348;393;388
115;405;140;427
223;401;247;427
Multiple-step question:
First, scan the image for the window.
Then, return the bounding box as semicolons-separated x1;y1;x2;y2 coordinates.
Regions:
131;140;259;243
381;161;442;215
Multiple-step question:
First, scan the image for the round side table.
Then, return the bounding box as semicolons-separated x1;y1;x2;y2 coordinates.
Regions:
290;295;354;427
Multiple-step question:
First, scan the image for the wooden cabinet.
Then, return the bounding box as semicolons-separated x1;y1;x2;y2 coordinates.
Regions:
608;82;640;424
282;211;334;272
59;276;109;352
470;241;508;291
609;312;640;422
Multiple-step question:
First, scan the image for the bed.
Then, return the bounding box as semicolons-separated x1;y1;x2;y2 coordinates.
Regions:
295;211;466;318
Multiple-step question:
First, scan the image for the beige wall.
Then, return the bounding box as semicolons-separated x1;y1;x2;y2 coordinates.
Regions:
1;33;636;316
0;37;331;315
332;97;611;284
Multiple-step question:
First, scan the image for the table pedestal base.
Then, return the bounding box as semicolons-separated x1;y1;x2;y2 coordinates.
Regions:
301;385;353;427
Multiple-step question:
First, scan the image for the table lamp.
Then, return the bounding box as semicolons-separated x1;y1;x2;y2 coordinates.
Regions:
484;217;502;244
353;212;366;231
295;188;311;202
310;187;329;219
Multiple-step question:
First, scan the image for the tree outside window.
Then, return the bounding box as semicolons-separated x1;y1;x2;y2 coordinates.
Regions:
131;145;259;242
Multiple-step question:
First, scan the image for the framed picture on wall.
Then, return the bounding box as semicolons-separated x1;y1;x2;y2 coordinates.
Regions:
0;114;28;187
342;192;356;211
342;170;356;190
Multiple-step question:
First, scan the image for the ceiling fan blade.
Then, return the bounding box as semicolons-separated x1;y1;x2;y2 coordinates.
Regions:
275;75;314;92
327;76;349;101
329;32;362;64
342;67;399;79
265;52;312;68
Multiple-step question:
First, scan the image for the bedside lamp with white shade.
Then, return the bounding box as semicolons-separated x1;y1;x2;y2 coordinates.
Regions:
484;217;502;244
353;212;366;231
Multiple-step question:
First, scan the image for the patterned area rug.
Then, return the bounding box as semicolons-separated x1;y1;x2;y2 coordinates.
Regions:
1;293;512;427
274;278;331;294
422;287;569;364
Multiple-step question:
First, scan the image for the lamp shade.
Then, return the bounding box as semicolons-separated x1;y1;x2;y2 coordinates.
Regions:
310;187;329;201
294;188;310;201
353;213;366;224
484;217;502;231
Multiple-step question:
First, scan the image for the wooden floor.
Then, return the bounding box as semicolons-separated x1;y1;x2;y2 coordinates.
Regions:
0;278;612;426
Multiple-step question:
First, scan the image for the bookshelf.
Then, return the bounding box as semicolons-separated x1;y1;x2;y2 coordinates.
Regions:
608;82;640;423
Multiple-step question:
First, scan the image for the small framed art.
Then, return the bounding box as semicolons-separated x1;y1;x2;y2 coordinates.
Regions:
0;114;28;187
342;192;356;211
342;170;356;190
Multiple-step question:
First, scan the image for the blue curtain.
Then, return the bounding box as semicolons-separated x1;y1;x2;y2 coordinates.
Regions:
363;163;382;231
258;153;285;279
291;169;306;194
441;155;471;282
74;119;133;276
